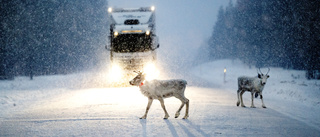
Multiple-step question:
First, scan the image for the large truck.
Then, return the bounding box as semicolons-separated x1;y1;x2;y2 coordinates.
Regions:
105;6;160;84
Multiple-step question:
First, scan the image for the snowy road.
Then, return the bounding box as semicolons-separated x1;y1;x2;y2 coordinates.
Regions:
1;86;319;136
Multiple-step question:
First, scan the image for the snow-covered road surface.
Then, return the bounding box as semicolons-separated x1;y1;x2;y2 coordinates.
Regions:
1;86;319;136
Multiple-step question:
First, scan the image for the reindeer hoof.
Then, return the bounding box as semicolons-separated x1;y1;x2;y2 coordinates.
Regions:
140;115;147;119
250;106;256;108
164;115;169;119
262;106;267;108
182;116;189;119
175;112;180;118
241;105;246;107
236;101;240;106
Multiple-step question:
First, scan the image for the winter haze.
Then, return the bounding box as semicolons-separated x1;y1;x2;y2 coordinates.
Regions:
1;0;320;136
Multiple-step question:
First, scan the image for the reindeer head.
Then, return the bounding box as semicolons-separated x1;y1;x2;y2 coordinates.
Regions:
129;71;146;86
257;68;270;85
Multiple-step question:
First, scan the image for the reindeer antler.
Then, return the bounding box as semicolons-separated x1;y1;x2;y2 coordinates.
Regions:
266;67;270;75
258;68;263;75
257;68;270;75
134;71;143;75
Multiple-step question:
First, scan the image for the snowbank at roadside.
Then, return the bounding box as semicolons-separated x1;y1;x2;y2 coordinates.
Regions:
191;59;320;107
190;59;320;129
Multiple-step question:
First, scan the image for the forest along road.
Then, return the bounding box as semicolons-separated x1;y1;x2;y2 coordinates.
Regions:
1;87;320;136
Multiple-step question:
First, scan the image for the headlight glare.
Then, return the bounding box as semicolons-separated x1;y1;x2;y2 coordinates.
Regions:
143;63;159;80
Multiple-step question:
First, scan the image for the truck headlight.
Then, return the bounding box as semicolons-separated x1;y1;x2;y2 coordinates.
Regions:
146;30;150;35
114;31;118;37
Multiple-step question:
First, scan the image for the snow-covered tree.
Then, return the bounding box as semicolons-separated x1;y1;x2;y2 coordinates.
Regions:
208;0;319;78
1;0;109;78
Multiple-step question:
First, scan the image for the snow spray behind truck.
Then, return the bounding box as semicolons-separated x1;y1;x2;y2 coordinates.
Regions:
105;6;160;85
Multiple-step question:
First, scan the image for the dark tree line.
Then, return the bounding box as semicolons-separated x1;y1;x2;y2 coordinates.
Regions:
1;0;108;79
208;0;319;78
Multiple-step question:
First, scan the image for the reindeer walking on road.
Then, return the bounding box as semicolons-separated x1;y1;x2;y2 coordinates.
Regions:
237;68;270;108
129;71;189;119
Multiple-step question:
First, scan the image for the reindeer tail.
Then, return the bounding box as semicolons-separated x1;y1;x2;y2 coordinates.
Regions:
179;80;187;86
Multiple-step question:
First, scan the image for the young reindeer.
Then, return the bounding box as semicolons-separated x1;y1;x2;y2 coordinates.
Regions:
237;68;270;108
129;71;189;119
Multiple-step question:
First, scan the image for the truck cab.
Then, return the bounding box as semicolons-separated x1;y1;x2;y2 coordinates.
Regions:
106;6;160;85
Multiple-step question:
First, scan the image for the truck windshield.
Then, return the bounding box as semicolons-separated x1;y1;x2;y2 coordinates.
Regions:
112;34;152;53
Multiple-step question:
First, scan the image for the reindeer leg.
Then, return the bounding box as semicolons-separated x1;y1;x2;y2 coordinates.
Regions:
158;98;169;119
250;92;256;108
237;90;241;106
240;91;246;107
260;94;267;108
141;98;153;119
175;100;184;118
174;94;189;119
183;98;189;119
175;95;185;118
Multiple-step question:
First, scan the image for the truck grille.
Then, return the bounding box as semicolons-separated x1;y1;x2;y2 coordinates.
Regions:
119;58;145;70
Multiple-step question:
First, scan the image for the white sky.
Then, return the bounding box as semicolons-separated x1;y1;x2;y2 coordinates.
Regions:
108;0;230;68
